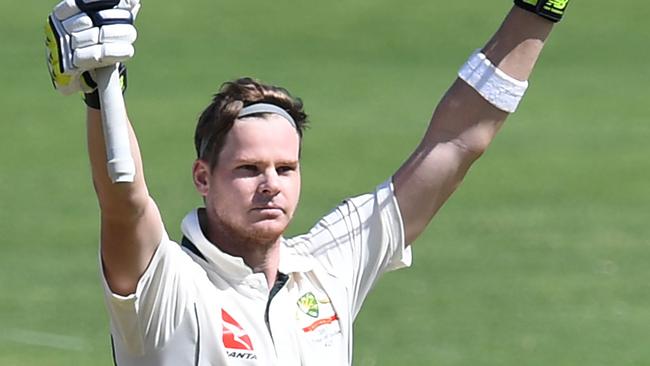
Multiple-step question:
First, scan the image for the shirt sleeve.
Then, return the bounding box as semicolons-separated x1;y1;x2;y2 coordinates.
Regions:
99;230;204;355
289;179;412;318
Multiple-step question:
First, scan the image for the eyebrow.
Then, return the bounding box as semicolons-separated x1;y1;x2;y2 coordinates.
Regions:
233;159;299;166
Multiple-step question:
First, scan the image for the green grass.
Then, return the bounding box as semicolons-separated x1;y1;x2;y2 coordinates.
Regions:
1;1;648;365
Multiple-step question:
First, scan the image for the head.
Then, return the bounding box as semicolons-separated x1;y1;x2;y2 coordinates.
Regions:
192;77;308;247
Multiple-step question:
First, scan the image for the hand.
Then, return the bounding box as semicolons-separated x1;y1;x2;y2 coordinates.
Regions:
45;0;140;95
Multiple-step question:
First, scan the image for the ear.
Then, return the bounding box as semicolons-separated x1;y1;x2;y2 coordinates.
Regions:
192;159;211;197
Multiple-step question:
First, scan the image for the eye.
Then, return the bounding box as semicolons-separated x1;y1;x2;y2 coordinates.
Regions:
237;165;259;174
276;165;296;174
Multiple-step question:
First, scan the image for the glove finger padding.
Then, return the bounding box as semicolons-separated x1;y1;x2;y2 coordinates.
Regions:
45;0;138;96
73;43;134;69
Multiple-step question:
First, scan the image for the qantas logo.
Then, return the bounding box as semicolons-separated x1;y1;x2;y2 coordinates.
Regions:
222;309;255;351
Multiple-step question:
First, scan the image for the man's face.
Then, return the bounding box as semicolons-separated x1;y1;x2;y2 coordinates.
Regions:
194;114;301;245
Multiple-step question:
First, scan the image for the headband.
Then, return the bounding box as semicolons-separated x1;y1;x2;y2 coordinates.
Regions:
237;103;297;128
198;103;297;158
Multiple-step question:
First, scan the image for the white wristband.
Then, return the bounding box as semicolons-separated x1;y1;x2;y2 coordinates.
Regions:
458;50;529;113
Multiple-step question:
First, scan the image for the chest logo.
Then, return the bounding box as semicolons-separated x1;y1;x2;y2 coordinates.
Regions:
297;292;319;318
221;309;254;351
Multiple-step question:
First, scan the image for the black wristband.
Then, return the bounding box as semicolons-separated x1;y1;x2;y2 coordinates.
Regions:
514;0;570;23
83;90;101;109
82;64;128;109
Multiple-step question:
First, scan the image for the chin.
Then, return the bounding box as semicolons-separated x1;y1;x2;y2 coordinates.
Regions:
246;219;290;243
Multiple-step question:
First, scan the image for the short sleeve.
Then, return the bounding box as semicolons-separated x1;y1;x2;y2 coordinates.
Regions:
287;179;411;318
99;230;204;355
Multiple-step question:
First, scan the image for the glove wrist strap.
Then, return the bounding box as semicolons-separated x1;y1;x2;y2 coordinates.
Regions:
83;63;128;109
83;91;101;109
513;0;569;23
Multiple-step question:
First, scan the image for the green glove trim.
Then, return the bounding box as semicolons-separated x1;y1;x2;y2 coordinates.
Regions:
514;0;570;22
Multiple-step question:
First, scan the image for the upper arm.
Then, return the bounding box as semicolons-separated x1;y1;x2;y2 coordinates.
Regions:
101;197;164;296
393;79;508;245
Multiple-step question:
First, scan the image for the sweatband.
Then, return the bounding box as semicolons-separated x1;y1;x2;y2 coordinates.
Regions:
458;50;529;113
238;103;296;128
198;103;297;158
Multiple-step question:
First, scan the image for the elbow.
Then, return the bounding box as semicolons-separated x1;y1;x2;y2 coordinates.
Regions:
100;192;151;222
94;179;151;221
449;136;490;163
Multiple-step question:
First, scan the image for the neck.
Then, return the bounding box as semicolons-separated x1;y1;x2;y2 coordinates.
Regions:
198;209;281;287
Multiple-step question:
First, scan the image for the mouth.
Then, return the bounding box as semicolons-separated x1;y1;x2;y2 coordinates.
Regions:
251;206;285;214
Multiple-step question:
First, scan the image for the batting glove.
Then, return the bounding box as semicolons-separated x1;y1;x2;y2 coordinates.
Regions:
514;0;570;23
45;0;140;97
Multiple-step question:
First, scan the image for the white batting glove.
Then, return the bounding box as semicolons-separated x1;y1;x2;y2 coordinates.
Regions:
45;0;140;95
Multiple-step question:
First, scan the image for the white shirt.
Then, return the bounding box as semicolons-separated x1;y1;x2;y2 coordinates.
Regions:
101;180;411;365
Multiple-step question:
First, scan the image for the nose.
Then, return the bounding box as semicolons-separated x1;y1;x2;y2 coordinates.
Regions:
258;169;280;196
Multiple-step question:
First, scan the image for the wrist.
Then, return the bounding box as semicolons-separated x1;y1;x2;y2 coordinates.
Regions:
82;64;128;109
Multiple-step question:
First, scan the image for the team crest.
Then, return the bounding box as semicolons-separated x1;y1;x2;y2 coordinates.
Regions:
297;292;319;318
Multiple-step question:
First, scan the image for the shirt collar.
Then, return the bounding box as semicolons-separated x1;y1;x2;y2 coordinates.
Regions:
181;209;252;279
180;209;314;277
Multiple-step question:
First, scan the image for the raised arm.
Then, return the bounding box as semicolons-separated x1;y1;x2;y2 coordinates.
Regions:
46;0;161;295
393;2;569;245
87;105;163;295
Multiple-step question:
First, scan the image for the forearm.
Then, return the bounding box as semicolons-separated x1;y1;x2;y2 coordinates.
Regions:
482;6;554;83
429;6;554;153
86;107;150;219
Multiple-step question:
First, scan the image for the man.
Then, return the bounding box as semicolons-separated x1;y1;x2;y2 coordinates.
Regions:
46;0;570;364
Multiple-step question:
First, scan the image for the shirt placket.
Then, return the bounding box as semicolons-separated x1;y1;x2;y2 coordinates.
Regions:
266;275;304;366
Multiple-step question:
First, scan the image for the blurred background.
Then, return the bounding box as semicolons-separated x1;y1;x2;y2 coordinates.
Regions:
1;1;648;365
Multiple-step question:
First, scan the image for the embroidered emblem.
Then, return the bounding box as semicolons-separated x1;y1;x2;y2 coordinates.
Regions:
297;292;319;318
302;314;339;333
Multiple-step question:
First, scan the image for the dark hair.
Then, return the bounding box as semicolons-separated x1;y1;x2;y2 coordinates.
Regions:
194;77;308;169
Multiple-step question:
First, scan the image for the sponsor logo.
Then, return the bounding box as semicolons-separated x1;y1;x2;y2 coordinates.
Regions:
227;351;258;360
297;292;319;318
222;309;254;351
